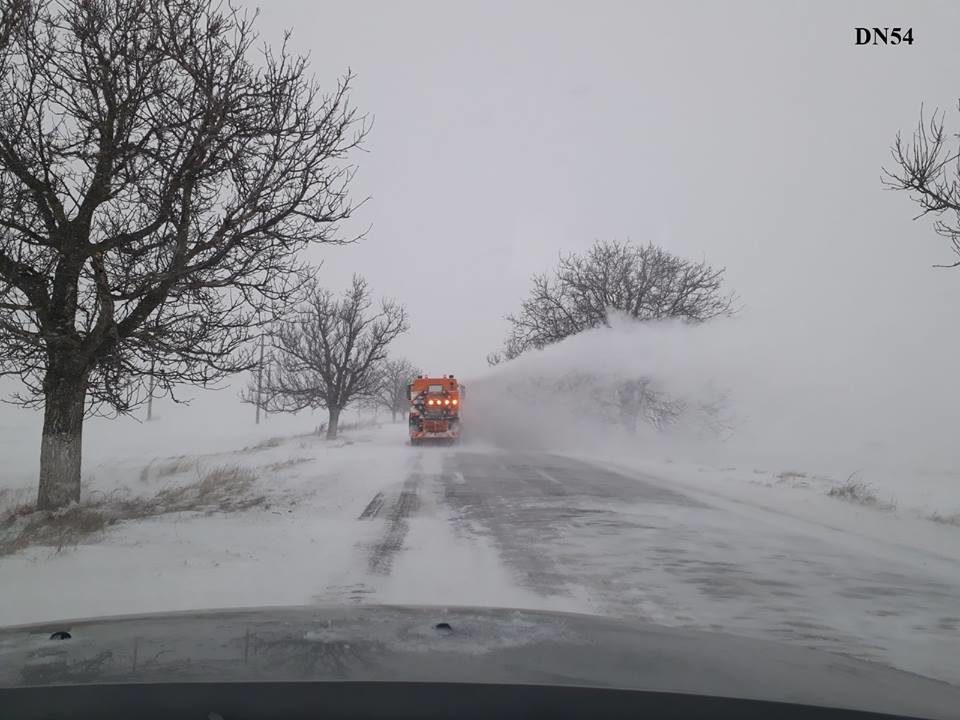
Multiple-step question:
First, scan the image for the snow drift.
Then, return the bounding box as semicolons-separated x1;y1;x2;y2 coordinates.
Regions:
466;313;960;482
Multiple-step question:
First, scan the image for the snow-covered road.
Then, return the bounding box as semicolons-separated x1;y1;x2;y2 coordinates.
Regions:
2;426;959;687
333;447;960;686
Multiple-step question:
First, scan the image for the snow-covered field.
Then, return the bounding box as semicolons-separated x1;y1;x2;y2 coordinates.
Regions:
2;320;959;687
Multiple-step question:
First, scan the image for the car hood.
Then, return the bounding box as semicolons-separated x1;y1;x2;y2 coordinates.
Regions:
0;605;958;718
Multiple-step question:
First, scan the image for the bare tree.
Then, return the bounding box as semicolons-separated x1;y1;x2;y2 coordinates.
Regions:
374;357;421;422
884;105;960;267
492;240;735;360
259;276;408;439
0;0;367;509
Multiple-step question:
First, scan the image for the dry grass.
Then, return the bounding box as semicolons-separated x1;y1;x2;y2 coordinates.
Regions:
295;418;380;441
826;473;896;511
263;457;313;473
242;436;284;452
0;464;264;556
827;478;875;502
153;464;261;513
139;456;197;483
338;418;380;432
0;486;34;514
775;470;810;488
0;502;115;556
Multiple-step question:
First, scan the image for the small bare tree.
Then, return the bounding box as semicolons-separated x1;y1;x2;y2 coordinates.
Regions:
0;0;367;509
258;276;408;439
492;240;735;360
374;357;421;422
885;105;960;267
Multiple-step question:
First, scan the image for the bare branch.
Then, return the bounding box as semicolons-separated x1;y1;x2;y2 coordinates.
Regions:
884;104;960;267
0;0;368;417
493;240;736;360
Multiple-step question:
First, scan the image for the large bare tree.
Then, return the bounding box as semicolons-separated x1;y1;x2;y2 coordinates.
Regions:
0;0;367;509
259;276;408;439
885;105;960;267
490;240;735;362
374;357;421;422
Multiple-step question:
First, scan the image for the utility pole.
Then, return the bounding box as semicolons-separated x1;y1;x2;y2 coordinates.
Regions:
146;309;162;421
146;359;155;421
255;333;265;425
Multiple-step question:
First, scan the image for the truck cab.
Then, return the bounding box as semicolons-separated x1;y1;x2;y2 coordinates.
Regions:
408;375;464;445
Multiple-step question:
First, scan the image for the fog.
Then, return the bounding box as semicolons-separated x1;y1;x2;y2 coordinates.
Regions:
466;313;960;478
3;1;960;487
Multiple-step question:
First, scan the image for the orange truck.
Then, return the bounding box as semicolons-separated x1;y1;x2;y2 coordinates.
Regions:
408;374;465;445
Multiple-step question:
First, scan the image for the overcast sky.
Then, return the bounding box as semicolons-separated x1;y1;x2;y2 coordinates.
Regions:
4;0;960;470
245;0;960;377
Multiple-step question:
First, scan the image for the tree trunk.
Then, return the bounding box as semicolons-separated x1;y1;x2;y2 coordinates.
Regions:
326;406;341;439
391;409;397;423
37;371;88;510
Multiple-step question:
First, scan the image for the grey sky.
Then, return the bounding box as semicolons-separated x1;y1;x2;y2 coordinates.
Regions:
247;0;960;376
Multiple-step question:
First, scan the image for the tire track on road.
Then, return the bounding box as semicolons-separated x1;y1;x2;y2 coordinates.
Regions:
358;491;384;519
367;474;421;575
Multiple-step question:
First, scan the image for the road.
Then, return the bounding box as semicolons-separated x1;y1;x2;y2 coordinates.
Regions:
328;447;960;686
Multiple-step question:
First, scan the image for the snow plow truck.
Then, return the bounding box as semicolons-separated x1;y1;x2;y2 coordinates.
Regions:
408;374;464;445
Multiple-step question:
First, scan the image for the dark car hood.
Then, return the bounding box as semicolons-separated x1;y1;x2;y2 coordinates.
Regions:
0;605;957;718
